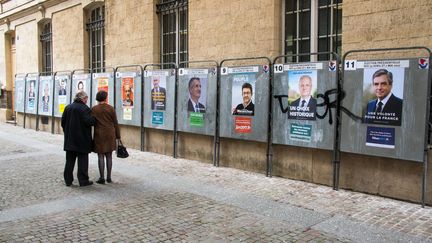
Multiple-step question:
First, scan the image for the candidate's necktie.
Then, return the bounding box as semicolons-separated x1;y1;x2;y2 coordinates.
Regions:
195;104;199;112
301;100;306;107
376;101;383;113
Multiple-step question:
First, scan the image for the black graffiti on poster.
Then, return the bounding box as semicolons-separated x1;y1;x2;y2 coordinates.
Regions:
274;88;362;124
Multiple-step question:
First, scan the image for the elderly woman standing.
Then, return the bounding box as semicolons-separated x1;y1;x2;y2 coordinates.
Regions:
92;90;120;184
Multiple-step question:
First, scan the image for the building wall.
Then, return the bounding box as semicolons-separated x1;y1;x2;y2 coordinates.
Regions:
15;20;38;73
105;0;159;66
5;0;432;204
52;4;85;71
188;0;282;61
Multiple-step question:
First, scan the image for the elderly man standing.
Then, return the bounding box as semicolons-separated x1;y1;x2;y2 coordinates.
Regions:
61;91;96;187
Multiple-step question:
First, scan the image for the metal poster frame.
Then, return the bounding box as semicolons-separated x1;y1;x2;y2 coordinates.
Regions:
341;46;432;207
13;73;26;126
23;72;39;130
272;52;341;179
144;63;177;157
179;60;219;165
71;69;92;104
91;67;115;107
36;72;55;131
218;57;272;174
51;70;72;134
114;65;144;150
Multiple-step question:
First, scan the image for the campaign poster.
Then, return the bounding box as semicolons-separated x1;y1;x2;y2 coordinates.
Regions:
121;77;134;108
186;75;207;113
41;80;50;113
362;67;404;126
76;80;86;93
97;77;109;104
287;70;318;120
231;74;256;116
57;77;67;114
27;80;36;111
151;75;167;111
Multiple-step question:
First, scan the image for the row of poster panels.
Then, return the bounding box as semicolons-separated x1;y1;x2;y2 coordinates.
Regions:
13;58;430;162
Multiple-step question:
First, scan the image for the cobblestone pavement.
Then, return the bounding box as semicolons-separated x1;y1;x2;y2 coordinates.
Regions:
0;123;431;242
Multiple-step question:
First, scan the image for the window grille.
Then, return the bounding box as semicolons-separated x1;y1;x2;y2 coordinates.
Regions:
40;22;52;74
157;0;188;68
86;5;105;72
285;0;342;62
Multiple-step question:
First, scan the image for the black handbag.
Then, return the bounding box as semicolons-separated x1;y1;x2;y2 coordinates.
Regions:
116;139;129;158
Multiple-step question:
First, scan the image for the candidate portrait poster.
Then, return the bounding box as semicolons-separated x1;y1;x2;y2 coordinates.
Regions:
287;70;318;120
121;77;134;108
362;67;404;126
186;75;207;113
231;74;256;116
150;75;167;111
97;77;109;104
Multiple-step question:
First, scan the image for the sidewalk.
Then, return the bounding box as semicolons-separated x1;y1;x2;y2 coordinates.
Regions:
0;122;431;242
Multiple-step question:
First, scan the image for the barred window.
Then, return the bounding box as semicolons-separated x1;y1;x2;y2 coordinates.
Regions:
40;21;52;74
157;0;188;68
285;0;342;62
86;5;105;72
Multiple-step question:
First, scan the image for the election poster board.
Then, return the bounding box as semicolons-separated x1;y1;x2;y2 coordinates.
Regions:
272;61;337;149
177;68;217;136
341;58;430;162
115;71;142;126
25;74;39;115
92;72;114;106
143;69;176;131
219;65;270;142
71;73;91;106
54;74;71;117
14;76;25;113
38;75;53;116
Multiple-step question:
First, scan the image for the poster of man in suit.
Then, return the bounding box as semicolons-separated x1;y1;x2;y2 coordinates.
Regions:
151;76;167;111
363;68;404;126
287;70;317;120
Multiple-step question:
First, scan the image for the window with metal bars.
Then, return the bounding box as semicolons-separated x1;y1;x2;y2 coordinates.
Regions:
285;0;342;62
156;0;188;68
86;5;105;72
40;21;52;74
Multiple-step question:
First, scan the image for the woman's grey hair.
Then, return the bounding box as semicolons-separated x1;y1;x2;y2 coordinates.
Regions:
74;91;88;102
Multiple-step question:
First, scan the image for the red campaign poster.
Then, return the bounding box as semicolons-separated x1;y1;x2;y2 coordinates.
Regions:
234;117;252;133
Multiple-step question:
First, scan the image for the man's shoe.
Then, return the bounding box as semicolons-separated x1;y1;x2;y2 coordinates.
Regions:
66;183;72;187
106;178;112;183
80;181;93;187
96;178;105;184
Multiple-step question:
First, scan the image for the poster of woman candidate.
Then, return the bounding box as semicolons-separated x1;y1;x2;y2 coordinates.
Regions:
362;67;404;126
287;70;318;120
231;74;256;116
27;80;36;111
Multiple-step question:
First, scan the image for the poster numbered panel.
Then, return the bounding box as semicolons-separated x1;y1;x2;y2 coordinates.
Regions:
54;74;71;117
143;69;176;130
341;58;430;162
25;74;39;115
71;73;91;106
14;76;25;113
91;72;114;106
177;68;217;136
38;76;54;116
219;65;270;142
115;71;142;126
272;61;337;149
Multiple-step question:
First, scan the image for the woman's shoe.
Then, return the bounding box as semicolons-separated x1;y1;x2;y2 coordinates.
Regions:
106;177;112;183
96;178;105;184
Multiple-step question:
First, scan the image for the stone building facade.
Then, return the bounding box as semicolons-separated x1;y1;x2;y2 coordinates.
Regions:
0;0;432;204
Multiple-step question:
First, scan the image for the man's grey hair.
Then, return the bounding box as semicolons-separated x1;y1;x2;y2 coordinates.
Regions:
74;91;88;102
